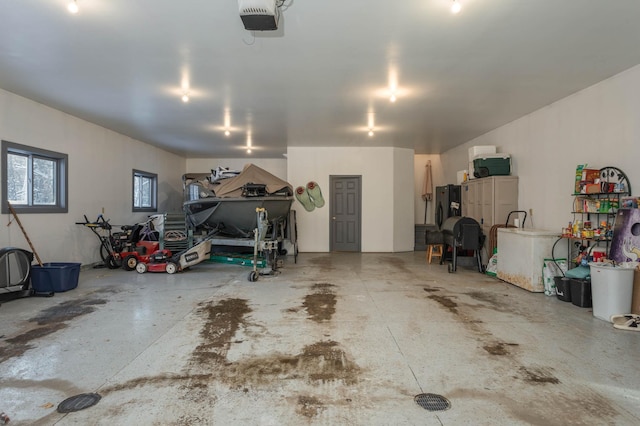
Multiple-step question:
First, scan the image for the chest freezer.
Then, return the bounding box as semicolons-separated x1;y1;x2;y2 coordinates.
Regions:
496;228;559;292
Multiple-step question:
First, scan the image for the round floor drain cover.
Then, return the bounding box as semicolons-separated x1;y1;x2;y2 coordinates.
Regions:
414;393;451;411
57;393;101;413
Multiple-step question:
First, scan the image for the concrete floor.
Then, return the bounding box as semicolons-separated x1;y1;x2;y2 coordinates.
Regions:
0;252;639;425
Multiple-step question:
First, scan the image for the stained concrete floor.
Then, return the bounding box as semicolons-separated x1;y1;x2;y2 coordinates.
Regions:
0;252;639;425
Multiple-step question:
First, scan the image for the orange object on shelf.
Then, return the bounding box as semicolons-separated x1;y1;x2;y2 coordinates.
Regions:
581;168;600;182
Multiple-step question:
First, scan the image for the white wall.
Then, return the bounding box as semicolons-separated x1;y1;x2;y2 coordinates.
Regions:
394;149;415;251
186;158;288;181
287;146;414;252
441;64;640;233
0;89;185;265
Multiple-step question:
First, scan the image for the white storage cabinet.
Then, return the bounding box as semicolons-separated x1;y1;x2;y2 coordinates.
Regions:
462;176;519;237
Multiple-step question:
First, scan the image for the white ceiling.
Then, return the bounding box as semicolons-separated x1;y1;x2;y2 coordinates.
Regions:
1;1;640;159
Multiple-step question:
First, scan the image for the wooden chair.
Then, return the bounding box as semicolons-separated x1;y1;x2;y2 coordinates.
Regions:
426;244;444;264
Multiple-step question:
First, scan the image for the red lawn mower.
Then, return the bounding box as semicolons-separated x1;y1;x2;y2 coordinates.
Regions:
134;249;179;274
135;238;212;275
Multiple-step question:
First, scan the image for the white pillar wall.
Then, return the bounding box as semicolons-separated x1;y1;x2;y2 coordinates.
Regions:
287;146;414;253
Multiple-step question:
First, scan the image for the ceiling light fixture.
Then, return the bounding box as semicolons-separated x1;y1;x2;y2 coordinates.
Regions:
67;1;79;14
390;94;397;103
367;111;376;136
246;130;252;154
224;109;231;136
181;92;190;103
451;0;462;14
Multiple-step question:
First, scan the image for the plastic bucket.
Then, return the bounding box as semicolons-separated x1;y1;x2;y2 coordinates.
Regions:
554;276;572;302
589;263;635;322
31;262;81;294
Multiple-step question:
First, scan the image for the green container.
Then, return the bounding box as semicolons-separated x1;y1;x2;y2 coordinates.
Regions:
209;253;266;268
473;154;511;177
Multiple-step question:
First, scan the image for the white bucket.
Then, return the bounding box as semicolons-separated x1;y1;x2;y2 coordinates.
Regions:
589;263;635;322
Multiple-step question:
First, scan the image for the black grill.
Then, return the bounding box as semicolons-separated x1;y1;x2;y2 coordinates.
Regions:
440;216;484;273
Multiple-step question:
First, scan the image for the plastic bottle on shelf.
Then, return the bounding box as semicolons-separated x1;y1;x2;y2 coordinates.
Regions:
573;220;583;238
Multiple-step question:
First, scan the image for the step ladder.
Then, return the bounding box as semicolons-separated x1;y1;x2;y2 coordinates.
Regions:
160;212;191;253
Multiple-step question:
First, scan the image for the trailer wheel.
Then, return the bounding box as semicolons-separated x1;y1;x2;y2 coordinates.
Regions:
136;262;147;274
123;255;138;271
165;262;178;274
248;271;259;282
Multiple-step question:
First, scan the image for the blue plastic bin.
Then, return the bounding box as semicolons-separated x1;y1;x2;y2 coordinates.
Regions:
30;262;81;293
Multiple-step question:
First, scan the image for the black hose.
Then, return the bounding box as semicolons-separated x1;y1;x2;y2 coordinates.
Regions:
551;237;566;277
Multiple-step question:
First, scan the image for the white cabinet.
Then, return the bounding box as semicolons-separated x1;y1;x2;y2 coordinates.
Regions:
462;176;518;237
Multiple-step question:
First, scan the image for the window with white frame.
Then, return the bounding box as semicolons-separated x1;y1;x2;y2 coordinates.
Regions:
132;169;157;212
1;140;68;214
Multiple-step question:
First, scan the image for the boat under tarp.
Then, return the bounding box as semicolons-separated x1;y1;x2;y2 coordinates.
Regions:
184;197;293;236
214;163;293;198
182;164;294;237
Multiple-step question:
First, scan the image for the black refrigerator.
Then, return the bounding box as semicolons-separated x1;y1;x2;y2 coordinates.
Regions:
435;184;461;229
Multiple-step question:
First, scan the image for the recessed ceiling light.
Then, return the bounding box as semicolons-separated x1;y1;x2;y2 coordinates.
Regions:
451;0;462;14
181;93;190;103
368;130;374;137
247;149;252;154
390;94;397;103
224;130;230;136
67;1;79;14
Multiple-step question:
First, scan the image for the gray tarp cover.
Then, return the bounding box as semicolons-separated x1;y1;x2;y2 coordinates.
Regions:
213;163;293;198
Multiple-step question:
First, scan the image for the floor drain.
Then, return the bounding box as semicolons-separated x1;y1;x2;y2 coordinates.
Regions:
57;393;102;413
414;393;451;411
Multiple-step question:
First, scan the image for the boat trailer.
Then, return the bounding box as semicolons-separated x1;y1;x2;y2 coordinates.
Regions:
208;207;289;281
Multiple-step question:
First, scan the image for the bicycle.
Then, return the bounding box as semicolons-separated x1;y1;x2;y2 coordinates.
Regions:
137;216;160;242
76;214;123;269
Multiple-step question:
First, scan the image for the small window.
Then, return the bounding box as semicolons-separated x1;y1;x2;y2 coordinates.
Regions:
133;169;157;212
1;140;68;214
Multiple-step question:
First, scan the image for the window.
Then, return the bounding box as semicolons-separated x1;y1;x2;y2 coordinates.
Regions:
132;169;157;212
1;140;68;214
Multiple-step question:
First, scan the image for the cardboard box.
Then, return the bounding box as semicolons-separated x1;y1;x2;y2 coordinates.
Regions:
633;268;640;315
581;168;600;182
468;145;496;162
621;197;639;209
585;183;601;194
575;164;585;194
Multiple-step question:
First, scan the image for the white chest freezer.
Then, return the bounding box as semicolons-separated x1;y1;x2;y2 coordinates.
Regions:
496;228;559;292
